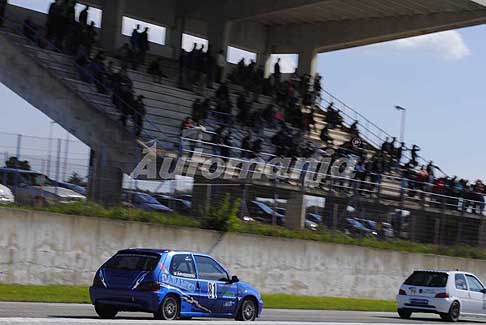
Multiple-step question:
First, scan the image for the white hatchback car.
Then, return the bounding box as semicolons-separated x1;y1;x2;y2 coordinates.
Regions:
397;270;486;322
0;184;14;204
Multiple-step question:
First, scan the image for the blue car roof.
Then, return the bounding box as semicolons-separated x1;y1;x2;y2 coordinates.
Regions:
117;248;212;257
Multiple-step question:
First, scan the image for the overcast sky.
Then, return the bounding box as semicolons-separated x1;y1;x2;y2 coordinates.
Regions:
2;1;486;181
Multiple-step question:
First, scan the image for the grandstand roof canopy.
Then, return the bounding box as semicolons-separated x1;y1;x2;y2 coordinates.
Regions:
230;0;486;25
80;0;486;73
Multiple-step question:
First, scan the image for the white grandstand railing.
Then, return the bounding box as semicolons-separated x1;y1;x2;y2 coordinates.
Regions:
318;89;439;174
175;144;486;214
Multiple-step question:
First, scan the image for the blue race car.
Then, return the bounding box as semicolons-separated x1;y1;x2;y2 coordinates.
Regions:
89;249;263;321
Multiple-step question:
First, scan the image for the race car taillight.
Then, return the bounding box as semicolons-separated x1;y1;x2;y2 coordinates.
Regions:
399;289;407;296
435;292;449;298
92;274;105;288
137;281;161;291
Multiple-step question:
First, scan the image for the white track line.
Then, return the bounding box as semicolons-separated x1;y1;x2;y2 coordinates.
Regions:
0;319;440;325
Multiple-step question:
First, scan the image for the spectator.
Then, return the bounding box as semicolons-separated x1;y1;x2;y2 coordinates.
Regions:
274;58;281;85
147;57;167;83
251;139;263;159
410;144;420;166
133;95;146;137
394;142;405;168
262;104;275;128
313;73;322;98
216;49;225;83
241;132;253;158
85;21;97;54
211;126;225;156
180;117;194;132
0;0;6;27
349;120;359;137
220;130;233;158
138;27;150;65
130;24;140;52
215;82;230;102
206;45;215;89
319;126;332;144
115;43;134;68
180;117;206;152
78;4;88;26
46;0;59;40
191;98;203;121
88;51;107;93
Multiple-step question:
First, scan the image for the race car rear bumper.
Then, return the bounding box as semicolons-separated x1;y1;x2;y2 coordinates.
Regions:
90;286;163;313
396;295;452;314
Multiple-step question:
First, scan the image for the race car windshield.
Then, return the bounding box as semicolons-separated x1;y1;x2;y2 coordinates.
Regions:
104;254;160;271
404;272;448;287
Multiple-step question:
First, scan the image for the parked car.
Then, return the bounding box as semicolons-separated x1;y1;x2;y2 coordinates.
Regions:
0;168;85;205
90;249;263;321
245;201;285;226
275;207;319;231
0;184;14;204
121;191;173;213
356;218;394;239
397;270;486;322
306;213;323;225
153;194;192;215
344;218;377;237
58;182;87;196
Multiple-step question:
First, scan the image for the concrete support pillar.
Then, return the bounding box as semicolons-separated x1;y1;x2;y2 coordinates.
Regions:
478;220;486;248
87;148;123;206
257;51;272;77
100;0;126;53
297;46;318;76
286;192;306;230
169;17;185;59
207;20;231;79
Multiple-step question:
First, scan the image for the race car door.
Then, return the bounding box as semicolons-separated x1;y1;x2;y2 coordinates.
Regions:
168;254;205;314
465;274;486;315
194;255;238;316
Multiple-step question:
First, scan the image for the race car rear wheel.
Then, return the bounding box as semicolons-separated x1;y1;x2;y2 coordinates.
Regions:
440;301;460;322
154;295;179;320
397;309;412;319
95;303;118;319
236;298;257;321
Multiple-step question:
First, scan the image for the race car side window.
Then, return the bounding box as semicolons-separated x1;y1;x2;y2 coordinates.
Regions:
170;254;196;279
455;274;468;291
466;275;484;293
194;255;229;282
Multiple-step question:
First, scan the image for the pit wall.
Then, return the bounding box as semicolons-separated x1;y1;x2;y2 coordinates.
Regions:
1;208;486;300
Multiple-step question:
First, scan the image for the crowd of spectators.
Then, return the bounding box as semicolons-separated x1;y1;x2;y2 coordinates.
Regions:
7;1;485;213
114;24;150;71
178;43;218;94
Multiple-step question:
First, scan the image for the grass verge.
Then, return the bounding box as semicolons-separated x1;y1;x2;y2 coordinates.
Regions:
0;285;90;304
262;294;396;312
0;285;396;312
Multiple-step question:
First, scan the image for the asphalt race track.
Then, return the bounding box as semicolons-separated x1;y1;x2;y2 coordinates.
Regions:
0;303;485;324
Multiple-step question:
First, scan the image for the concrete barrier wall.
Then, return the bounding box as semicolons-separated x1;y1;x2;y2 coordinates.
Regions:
2;208;486;300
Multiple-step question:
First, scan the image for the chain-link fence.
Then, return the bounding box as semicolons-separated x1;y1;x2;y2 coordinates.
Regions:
0;131;90;183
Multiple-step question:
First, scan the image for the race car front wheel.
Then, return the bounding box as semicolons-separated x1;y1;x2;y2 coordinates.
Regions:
154;295;179;320
236;298;257;321
95;303;118;319
397;309;412;319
